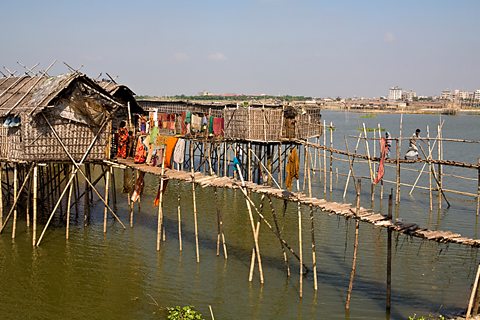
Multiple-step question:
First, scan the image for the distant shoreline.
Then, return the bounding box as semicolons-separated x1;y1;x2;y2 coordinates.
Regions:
320;105;480;115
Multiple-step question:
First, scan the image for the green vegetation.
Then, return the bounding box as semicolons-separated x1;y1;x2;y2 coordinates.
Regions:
408;314;445;320
166;306;204;320
137;94;313;102
357;127;385;132
360;113;377;118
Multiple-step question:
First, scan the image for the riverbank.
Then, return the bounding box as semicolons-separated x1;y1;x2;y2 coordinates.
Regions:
321;104;480;115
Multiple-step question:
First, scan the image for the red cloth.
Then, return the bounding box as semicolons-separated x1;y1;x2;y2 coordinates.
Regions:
134;137;146;164
374;138;388;184
213;117;224;136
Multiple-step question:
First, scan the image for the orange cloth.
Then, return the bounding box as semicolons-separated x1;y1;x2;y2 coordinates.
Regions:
163;137;178;169
285;147;299;191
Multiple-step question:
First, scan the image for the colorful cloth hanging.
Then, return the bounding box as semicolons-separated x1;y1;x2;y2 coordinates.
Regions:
173;138;186;165
117;127;129;158
374;137;388;184
285;147;299;191
213;118;224;136
134;136;146;164
131;171;145;203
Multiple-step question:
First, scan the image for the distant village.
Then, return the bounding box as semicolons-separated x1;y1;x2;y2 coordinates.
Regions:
138;85;480;114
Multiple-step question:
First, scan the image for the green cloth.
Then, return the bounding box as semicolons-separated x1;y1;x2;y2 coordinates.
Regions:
150;126;159;145
185;111;192;124
209;116;214;134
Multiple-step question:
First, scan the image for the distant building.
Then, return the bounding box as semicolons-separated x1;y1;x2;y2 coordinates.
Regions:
475;90;480;100
402;90;417;101
440;90;452;100
388;86;402;101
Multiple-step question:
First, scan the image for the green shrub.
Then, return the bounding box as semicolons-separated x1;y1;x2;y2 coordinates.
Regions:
166;305;204;320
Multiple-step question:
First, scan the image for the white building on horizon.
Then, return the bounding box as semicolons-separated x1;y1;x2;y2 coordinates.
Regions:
388;86;403;101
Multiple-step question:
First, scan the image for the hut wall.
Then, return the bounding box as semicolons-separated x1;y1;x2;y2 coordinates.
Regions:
248;108;283;141
0;126;22;161
21;115;109;162
224;108;247;140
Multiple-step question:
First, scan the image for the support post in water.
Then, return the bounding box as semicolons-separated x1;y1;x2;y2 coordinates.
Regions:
11;163;18;239
386;188;393;314
32;164;38;246
103;166;111;233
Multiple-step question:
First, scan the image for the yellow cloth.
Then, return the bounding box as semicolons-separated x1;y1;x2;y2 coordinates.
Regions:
285;147;299;191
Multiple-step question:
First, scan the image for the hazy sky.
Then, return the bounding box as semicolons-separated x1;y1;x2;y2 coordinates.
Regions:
1;0;479;97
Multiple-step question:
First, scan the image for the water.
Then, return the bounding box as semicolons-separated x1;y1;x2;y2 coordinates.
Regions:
0;110;479;319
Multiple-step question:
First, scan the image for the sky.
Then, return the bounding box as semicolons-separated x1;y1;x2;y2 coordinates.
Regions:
1;0;479;97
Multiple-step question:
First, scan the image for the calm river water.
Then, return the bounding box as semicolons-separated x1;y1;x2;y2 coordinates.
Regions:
0;111;479;319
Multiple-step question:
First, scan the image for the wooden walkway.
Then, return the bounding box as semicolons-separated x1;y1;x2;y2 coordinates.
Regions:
116;158;480;248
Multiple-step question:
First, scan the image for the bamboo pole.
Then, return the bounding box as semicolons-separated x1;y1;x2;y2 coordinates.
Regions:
156;148;167;251
343;134;362;199
11;164;17;239
362;123;374;182
467;264;480;319
223;141;227;177
386;189;393;313
395;138;401;205
438;124;443;209
0;165;34;234
278;143;283;188
428;126;433;210
346;218;360;310
26;170;31;228
310;205;318;291
267;195;290;277
66;166;74;240
249;220;261;282
103;166;111;233
32;165;38;246
297;179;303;298
177;181;183;251
477;158;480;216
0;163;3;227
190;142;200;263
306;147;312;197
236;162;264;283
329;121;333;193
248;142;252;181
323;120;327;194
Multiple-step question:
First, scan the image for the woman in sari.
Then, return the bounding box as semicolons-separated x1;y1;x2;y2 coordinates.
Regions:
117;121;129;159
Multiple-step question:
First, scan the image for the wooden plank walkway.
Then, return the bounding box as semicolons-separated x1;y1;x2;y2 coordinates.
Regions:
116;158;480;248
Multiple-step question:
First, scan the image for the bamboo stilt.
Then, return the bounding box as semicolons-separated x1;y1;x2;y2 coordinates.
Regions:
438;124;443;209
66;166;74;240
395;139;401;205
26;171;31;228
249;221;261;282
346;219;360;310
306;147;312;197
362;123;374;182
190;142;200;263
84;164;91;227
329;121;333;193
0;163;2;227
177;181;183;251
343;134;362;199
278;143;283;188
467;264;480;319
323;120;327;194
310;205;317;291
32;165;38;246
103;166;111;234
11;164;17;239
157;148;167;251
477;159;480;216
267;195;290;277
297;179;303;298
386;189;393;313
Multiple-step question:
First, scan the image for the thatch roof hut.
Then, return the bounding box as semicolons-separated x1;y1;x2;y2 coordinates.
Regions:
0;72;130;162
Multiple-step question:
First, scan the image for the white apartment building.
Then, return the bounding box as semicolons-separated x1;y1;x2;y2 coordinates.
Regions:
388;86;403;101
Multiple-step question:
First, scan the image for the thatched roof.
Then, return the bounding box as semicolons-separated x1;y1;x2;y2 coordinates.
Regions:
98;80;143;114
0;72;119;117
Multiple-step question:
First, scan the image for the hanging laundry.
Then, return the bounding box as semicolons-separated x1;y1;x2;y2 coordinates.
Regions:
164;137;178;169
213;118;224;136
131;171;145;203
285;147;299;191
374;137;388;184
134;136;147;164
191;114;202;132
173;138;186;166
117;122;129;159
